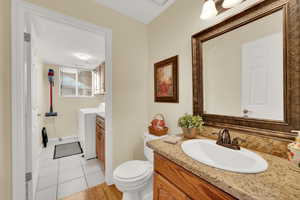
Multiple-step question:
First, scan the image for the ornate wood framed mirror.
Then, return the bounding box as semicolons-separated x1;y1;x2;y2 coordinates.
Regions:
192;0;300;140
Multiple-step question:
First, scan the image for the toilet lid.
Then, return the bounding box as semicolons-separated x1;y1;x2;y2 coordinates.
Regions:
114;160;152;180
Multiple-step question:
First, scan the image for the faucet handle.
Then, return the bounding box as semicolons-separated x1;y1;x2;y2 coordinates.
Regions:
232;137;246;145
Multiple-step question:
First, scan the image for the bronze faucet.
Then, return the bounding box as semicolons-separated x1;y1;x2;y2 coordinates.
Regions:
214;128;245;150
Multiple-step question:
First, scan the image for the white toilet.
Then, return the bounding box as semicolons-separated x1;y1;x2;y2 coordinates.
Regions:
113;133;164;200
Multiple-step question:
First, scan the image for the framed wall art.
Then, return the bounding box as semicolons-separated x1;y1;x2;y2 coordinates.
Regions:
154;55;179;103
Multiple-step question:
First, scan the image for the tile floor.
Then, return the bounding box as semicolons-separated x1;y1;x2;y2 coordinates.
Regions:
35;138;105;200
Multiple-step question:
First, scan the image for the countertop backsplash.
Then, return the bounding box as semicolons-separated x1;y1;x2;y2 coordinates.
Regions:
199;126;290;159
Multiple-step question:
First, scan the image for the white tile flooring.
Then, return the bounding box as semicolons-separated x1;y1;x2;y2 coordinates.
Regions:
36;139;105;200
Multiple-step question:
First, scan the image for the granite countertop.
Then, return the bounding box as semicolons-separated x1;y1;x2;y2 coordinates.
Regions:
147;136;300;200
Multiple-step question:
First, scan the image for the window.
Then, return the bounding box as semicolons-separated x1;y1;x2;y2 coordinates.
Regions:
59;66;105;97
60;68;77;96
78;70;93;96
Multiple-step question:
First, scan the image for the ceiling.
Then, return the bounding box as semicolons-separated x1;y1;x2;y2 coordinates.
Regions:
31;1;176;68
95;0;176;24
32;16;106;69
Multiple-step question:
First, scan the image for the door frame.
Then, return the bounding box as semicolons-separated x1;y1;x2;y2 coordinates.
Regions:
11;1;113;200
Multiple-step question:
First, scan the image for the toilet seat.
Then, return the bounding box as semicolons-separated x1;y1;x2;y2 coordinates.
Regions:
113;133;166;200
114;160;152;182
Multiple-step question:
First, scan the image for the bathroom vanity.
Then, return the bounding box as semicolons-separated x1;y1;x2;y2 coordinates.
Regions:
148;137;300;200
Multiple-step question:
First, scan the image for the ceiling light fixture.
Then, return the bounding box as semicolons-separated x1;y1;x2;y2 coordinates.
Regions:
200;0;218;20
200;0;243;20
222;0;243;8
150;0;169;6
73;53;92;61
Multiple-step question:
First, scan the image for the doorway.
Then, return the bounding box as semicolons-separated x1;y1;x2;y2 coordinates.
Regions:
11;1;113;200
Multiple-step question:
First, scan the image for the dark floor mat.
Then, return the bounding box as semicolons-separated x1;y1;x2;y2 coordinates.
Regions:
54;142;83;159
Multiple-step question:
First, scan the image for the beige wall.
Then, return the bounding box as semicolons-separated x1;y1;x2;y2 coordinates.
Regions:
42;64;104;139
147;0;265;134
148;0;205;134
0;0;11;199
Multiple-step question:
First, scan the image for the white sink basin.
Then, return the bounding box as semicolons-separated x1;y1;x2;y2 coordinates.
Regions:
181;139;268;173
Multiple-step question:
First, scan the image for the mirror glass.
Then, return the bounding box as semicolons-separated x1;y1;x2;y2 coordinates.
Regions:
203;10;284;121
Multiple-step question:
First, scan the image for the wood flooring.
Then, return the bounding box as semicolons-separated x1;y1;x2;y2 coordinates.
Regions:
61;183;122;200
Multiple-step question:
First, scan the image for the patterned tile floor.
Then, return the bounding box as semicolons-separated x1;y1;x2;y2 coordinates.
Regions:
35;138;105;200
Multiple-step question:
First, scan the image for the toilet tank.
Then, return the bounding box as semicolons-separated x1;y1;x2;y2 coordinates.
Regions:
144;132;164;163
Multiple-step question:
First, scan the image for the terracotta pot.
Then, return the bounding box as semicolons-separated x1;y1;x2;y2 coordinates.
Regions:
182;128;198;139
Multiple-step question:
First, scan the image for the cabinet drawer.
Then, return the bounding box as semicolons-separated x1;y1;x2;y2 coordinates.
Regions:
154;153;237;200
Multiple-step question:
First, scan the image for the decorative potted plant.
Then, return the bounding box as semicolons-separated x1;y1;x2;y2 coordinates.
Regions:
178;114;204;139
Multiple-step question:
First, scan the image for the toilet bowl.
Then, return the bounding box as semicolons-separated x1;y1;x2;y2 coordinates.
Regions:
113;133;164;200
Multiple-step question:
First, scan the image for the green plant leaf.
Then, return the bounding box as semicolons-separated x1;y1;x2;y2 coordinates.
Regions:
178;114;204;129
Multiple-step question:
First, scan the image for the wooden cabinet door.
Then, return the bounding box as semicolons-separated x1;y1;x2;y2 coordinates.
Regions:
100;133;105;163
155;154;237;200
154;173;190;200
96;124;100;159
96;133;101;160
96;116;105;165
